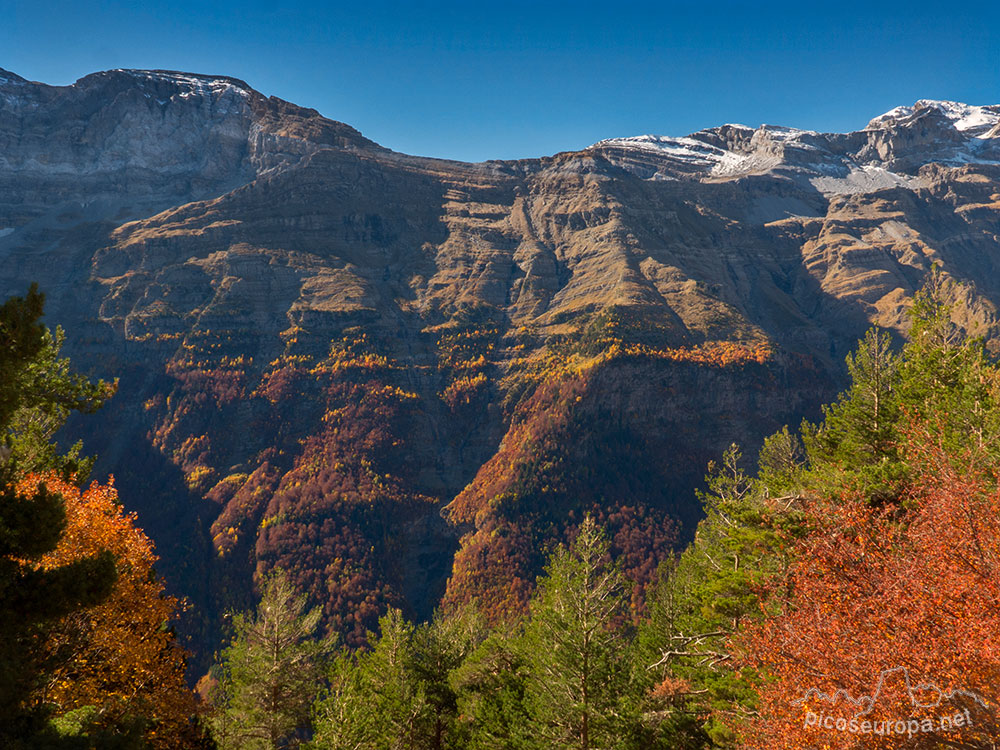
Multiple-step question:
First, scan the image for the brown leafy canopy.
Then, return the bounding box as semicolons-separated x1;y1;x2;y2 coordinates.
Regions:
441;307;779;625
211;331;433;648
736;429;1000;750
23;473;203;748
0;284;120;740
443;364;678;623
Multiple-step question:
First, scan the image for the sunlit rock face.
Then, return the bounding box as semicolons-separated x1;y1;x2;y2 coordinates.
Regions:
4;68;1000;663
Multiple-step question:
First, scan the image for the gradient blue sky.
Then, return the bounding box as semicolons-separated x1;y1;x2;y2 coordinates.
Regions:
3;1;998;162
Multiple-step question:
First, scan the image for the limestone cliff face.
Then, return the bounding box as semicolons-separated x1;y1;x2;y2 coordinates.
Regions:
3;69;1000;659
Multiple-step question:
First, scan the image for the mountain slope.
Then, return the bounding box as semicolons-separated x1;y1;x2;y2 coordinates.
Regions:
2;69;999;662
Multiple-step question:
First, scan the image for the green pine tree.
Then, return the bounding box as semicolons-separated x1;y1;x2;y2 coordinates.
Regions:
450;630;534;750
519;516;633;750
410;606;488;750
5;325;114;481
211;571;335;750
635;444;800;748
801;326;905;502
754;425;805;494
896;266;1000;459
312;607;429;750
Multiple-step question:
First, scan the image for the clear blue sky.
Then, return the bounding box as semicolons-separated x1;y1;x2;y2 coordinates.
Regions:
3;1;998;162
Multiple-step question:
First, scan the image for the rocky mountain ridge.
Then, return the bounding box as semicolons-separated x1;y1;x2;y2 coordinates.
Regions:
595;99;1000;185
2;68;999;664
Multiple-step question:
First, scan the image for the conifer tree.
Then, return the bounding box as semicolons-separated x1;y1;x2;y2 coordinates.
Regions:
211;571;334;750
801;270;1000;498
808;327;901;463
754;425;805;494
636;444;801;748
312;607;428;750
896;266;1000;458
0;285;117;743
520;516;632;750
411;606;487;750
800;327;905;503
5;325;113;480
450;631;534;750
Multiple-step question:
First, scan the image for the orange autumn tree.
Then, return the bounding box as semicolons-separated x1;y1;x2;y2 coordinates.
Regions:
735;426;1000;749
23;473;204;747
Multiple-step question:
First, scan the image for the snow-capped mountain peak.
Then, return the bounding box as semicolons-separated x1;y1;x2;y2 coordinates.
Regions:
589;100;1000;191
109;69;254;98
868;100;1000;137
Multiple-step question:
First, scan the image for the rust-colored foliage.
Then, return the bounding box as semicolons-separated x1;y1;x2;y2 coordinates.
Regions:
147;345;255;494
736;426;1000;749
137;306;777;656
167;357;248;407
23;473;200;747
443;364;676;622
214;333;433;647
435;324;497;422
541;307;772;379
253;376;428;646
441;372;489;410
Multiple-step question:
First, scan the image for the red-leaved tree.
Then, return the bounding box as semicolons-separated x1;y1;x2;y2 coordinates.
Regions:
736;425;1000;749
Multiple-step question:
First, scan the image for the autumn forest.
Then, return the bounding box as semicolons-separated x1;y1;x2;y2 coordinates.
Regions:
2;266;999;749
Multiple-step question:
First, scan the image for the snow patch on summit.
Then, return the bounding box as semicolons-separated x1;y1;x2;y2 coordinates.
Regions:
591;135;729;166
591;125;816;178
113;69;253;100
869;100;1000;137
592;98;1000;192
